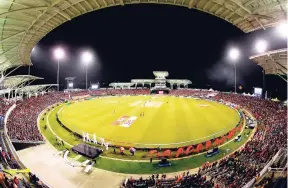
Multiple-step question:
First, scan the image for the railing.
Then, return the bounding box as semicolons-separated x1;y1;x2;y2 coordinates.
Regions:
242;148;284;188
9;139;45;144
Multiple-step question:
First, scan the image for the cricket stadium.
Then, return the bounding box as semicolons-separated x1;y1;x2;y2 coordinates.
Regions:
0;1;287;188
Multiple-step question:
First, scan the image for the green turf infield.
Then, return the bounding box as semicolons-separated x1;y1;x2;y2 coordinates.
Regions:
39;102;253;174
57;95;240;148
38;95;254;174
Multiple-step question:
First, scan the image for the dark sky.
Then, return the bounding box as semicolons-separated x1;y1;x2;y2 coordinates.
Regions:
11;4;287;99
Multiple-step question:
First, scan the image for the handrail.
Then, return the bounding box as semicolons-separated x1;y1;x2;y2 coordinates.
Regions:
242;148;284;188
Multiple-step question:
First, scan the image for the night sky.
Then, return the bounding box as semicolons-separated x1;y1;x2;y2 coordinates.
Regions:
11;4;287;99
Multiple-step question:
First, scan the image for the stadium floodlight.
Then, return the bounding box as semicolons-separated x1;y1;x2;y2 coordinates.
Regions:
276;22;288;38
81;51;93;66
255;39;268;53
54;47;65;60
53;47;65;91
228;48;240;61
228;48;240;93
81;51;94;89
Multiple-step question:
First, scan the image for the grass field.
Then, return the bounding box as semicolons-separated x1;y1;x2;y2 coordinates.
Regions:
57;96;240;148
39;102;253;174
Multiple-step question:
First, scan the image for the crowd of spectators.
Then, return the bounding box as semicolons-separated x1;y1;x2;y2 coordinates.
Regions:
123;172;213;188
0;171;47;188
1;89;287;188
197;93;287;187
0;98;13;117
169;89;218;98
6;93;65;141
122;91;286;188
0;133;21;169
105;89;150;95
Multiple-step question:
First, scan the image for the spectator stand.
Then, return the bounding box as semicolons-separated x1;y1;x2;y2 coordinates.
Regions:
3;100;52;187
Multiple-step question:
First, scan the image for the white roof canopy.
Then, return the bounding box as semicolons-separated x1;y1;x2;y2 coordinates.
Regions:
167;79;192;85
1;75;42;89
250;48;287;76
131;79;155;84
16;84;58;93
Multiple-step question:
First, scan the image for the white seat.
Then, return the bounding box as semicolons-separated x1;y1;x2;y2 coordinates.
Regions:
84;161;95;173
82;160;90;167
63;150;69;160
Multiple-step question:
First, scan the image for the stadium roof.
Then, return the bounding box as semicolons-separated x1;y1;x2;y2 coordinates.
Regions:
167;79;192;85
1;1;285;73
153;71;169;78
249;48;287;77
16;84;58;93
1;75;42;89
131;79;155;84
109;82;134;87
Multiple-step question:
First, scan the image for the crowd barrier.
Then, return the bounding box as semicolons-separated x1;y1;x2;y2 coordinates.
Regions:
242;148;284;188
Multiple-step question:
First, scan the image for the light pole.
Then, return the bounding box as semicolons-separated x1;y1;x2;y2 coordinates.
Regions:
81;51;93;89
228;48;240;93
53;47;65;91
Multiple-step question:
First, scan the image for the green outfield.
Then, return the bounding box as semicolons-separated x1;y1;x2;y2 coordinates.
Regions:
57;95;240;148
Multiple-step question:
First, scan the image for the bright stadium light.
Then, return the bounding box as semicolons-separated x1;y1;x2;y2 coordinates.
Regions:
276;22;288;38
81;51;93;66
228;48;240;61
255;39;268;53
53;47;65;91
53;47;65;60
81;51;94;89
228;47;240;93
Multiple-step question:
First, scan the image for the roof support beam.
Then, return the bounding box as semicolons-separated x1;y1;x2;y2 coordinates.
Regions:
244;0;256;7
92;0;101;7
0;7;48;18
252;1;287;14
0;55;18;65
52;8;71;20
277;74;287;82
77;2;87;12
254;16;265;30
0;45;19;56
38;0;52;6
188;0;194;9
203;1;211;10
102;0;108;7
229;0;251;14
52;0;67;6
84;1;94;10
0;31;25;44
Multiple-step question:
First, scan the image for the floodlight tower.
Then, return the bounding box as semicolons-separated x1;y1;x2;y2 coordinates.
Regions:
228;48;240;93
53;47;65;91
81;51;94;89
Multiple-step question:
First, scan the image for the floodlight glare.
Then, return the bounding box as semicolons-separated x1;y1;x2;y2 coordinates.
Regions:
276;22;288;38
54;47;65;60
228;48;240;61
81;51;93;65
255;39;268;53
81;50;94;89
